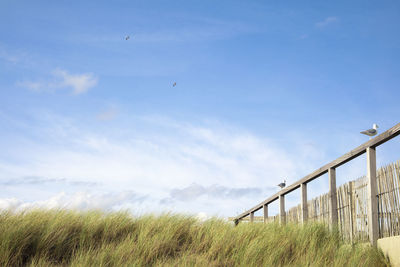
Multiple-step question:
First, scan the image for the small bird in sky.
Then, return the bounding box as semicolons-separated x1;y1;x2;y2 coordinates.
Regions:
173;82;177;87
277;180;286;189
360;124;379;137
125;35;130;40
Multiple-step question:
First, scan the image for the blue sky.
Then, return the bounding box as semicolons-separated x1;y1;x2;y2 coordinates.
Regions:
0;0;399;217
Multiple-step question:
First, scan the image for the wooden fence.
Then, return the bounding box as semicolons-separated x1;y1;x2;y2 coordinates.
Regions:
279;162;400;242
234;122;400;246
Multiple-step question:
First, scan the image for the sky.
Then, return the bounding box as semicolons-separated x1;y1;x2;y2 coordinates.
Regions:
0;0;399;218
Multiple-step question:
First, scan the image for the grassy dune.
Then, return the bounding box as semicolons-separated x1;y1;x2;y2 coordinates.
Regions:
0;210;389;266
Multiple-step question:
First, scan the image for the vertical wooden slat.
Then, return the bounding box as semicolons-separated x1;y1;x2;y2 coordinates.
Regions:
366;146;378;246
280;194;286;225
349;181;354;242
388;165;398;236
395;162;400;235
250;212;255;223
381;167;389;237
338;186;343;234
393;162;400;235
377;168;383;237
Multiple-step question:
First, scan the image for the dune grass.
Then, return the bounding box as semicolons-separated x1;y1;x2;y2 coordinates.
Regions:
0;209;389;266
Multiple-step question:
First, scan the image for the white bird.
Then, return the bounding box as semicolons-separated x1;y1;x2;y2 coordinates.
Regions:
277;180;286;189
173;82;177;87
360;124;379;137
125;35;130;40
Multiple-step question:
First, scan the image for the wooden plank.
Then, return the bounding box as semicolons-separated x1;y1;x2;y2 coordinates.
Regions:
366;146;379;246
386;165;396;236
235;122;400;221
349;181;354;242
380;167;389;237
393;162;400;235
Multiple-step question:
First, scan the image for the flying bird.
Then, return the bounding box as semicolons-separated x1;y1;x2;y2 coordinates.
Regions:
173;82;177;87
277;180;286;189
125;36;130;40
360;124;379;137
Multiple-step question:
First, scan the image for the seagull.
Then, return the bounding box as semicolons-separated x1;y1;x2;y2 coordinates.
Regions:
172;82;177;87
277;180;286;189
360;124;379;137
125;35;130;40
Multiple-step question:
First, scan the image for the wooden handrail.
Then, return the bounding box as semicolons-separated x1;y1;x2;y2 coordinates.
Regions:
234;122;400;222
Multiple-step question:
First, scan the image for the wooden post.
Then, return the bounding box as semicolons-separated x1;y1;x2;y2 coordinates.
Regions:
263;204;268;224
367;146;378;246
250;212;254;223
301;183;308;224
280;194;286;225
329;168;338;227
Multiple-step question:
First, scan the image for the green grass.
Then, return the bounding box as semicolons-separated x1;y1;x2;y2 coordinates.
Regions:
0;209;390;266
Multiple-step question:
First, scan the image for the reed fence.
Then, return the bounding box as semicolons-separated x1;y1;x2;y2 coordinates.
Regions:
275;161;400;242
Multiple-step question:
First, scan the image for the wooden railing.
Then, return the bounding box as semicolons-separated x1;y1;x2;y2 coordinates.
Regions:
233;122;400;246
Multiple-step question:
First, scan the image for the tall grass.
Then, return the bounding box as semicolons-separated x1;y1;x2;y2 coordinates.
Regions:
0;209;389;266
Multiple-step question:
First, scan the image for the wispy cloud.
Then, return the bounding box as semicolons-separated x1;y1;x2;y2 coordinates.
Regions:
0;49;19;64
0;191;147;212
0;176;98;187
17;69;98;95
97;106;118;121
76;17;252;45
315;17;338;28
0;44;33;67
163;183;274;202
0;112;330;216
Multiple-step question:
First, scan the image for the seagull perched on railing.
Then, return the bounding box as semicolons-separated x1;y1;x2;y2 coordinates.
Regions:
277;180;286;189
360;124;379;137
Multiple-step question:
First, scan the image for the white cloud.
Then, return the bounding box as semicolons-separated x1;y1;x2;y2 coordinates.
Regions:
0;198;22;210
0;50;19;64
53;69;98;94
0;191;147;212
17;69;97;95
0;44;27;65
196;212;211;222
315;17;338;28
0;176;97;187
97;106;118;121
164;183;273;202
0;113;332;216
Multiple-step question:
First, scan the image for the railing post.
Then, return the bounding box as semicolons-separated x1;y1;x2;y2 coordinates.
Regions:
279;194;286;225
366;146;378;246
250;212;254;223
263;204;268;224
301;183;308;224
329;168;338;227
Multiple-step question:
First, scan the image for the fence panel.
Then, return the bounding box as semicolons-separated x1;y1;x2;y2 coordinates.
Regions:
265;162;400;241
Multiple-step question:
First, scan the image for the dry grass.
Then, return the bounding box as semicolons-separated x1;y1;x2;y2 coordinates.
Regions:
0;209;390;266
